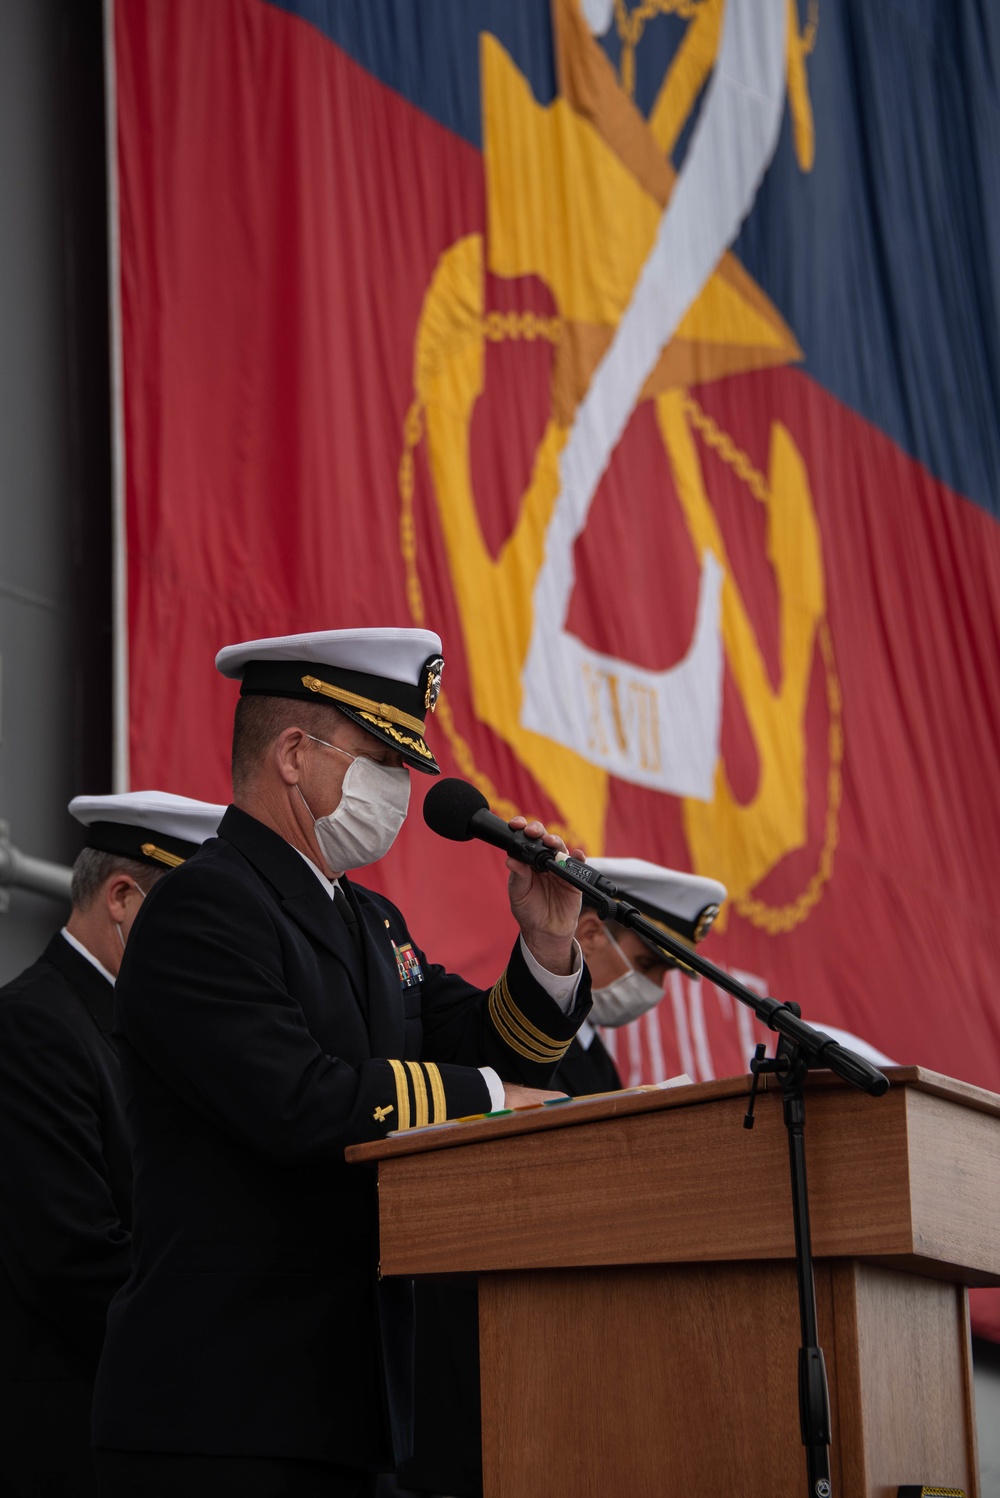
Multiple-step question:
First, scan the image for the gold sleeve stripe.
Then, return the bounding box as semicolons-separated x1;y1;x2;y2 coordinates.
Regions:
489;987;563;1063
424;1062;447;1124
490;973;553;1062
388;1058;411;1132
496;968;576;1050
501;976;571;1060
405;1061;429;1128
494;970;569;1059
488;970;570;1065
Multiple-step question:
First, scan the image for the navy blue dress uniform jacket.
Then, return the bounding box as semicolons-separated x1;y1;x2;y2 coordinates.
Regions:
91;806;591;1472
0;933;132;1496
553;1031;622;1097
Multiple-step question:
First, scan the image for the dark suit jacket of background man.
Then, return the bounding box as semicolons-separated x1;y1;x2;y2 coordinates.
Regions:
553;1030;621;1097
0;933;133;1495
92;805;591;1473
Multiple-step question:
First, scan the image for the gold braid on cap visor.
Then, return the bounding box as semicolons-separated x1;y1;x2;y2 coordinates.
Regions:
140;843;185;868
301;675;434;760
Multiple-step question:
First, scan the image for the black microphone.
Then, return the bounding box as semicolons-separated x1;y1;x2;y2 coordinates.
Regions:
422;778;619;903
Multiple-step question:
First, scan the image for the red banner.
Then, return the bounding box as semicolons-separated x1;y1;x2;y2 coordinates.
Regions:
113;0;1000;1328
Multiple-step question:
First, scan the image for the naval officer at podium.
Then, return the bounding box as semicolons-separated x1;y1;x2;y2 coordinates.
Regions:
91;627;592;1498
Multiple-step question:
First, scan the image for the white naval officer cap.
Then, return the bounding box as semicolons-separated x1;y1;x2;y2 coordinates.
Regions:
215;627;445;774
69;791;226;870
586;857;727;949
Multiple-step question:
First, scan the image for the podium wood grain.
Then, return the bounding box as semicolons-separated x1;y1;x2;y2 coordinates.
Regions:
476;1260;976;1497
354;1070;1000;1284
350;1069;995;1496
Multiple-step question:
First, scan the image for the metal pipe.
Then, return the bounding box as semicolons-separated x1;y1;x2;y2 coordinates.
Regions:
0;822;73;904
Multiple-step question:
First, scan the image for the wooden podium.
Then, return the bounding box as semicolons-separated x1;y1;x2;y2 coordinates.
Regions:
347;1067;1000;1497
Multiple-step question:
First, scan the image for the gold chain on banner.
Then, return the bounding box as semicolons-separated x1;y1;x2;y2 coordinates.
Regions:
614;0;819;101
682;393;843;934
398;312;841;930
614;0;709;100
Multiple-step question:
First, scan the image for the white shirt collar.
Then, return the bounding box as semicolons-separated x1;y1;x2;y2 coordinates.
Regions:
60;928;116;986
294;848;341;899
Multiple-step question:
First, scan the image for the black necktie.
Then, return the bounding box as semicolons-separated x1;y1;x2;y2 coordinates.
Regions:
334;885;363;960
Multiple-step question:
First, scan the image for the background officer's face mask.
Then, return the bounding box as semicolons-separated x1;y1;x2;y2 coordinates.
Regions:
299;736;410;872
589;927;664;1027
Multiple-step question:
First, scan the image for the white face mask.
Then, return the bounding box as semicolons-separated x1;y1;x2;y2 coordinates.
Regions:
589;928;664;1027
298;738;411;873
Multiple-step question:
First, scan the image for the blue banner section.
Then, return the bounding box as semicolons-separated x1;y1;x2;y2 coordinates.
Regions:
734;0;1000;521
265;0;1000;517
264;0;557;146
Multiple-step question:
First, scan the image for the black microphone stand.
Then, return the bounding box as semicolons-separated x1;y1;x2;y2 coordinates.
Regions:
552;870;889;1498
745;1025;833;1498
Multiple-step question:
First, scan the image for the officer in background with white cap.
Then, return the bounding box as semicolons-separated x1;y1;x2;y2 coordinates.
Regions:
555;858;727;1096
92;627;592;1498
0;793;224;1498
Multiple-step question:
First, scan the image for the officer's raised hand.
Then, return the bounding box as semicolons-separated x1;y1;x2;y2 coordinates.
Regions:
505;816;585;977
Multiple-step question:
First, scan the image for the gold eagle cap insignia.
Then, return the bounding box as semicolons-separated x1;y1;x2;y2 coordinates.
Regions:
423;655;444;712
694;905;721;942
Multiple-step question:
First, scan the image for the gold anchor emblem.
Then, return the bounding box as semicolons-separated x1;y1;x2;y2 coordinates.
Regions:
373;1104;394;1124
399;1;838;933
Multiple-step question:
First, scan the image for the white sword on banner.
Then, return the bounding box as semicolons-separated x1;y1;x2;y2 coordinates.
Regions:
520;0;789;801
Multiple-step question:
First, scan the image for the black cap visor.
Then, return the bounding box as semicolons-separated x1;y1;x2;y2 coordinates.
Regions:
239;659;440;774
85;822;199;869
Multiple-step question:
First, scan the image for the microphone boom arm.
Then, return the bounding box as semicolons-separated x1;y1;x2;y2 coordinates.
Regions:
532;852;888;1100
421;776;886;1095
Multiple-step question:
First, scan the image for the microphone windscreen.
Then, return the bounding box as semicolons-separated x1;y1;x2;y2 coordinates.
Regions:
422;778;490;842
